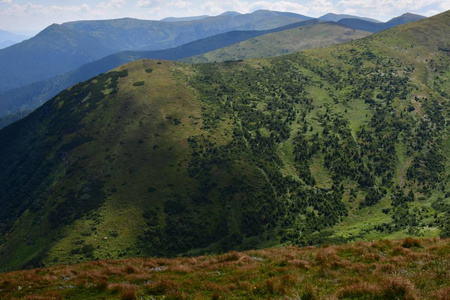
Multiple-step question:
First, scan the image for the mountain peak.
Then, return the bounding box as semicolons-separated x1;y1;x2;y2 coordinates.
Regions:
387;12;425;24
161;15;210;22
219;11;241;17
319;13;381;23
400;12;423;17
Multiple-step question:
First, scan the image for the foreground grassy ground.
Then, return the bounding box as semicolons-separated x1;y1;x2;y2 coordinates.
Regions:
1;238;448;299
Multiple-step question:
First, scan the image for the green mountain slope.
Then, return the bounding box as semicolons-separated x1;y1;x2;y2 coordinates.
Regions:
0;10;449;271
184;22;371;63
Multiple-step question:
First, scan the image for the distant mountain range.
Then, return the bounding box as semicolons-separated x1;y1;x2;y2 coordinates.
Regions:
161;15;211;22
0;30;29;49
0;11;425;130
0;10;311;93
319;13;381;23
337;13;425;32
184;22;371;63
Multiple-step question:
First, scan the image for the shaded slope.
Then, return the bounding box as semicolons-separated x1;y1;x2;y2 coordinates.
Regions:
0;10;449;272
184;22;371;63
0;60;286;271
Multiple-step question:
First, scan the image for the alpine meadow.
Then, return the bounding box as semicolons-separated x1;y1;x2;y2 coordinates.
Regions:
0;5;449;300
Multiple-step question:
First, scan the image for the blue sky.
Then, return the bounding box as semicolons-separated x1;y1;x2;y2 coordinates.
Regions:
1;0;449;33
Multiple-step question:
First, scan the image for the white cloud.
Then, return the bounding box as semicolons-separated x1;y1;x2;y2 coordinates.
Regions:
98;0;126;10
137;0;160;8
423;9;441;16
169;1;191;9
304;0;334;16
0;0;12;3
199;0;329;15
255;1;308;12
337;0;449;19
0;3;95;30
3;3;91;16
140;0;191;9
440;0;450;10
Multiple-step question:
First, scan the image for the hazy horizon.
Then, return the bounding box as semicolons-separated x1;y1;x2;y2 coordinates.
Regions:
0;0;448;33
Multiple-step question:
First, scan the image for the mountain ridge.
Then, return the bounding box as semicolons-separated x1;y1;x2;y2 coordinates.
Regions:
0;10;310;93
183;21;371;63
161;15;210;22
319;13;381;23
338;12;425;33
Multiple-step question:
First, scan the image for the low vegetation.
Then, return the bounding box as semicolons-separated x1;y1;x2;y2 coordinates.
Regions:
0;238;448;299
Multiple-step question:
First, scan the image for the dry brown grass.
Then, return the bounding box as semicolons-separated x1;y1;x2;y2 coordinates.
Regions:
432;287;450;300
145;279;180;295
170;264;194;274
108;282;138;300
0;238;448;299
391;246;412;256
382;277;418;300
119;284;137;300
376;263;397;274
402;237;423;248
315;248;339;266
300;283;319;300
288;258;310;270
338;281;383;299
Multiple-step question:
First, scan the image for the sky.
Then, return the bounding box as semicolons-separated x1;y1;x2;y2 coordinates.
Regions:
1;0;449;34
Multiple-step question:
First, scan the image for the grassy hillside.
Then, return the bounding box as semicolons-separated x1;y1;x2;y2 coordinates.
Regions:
0;238;448;299
0;11;449;271
184;22;371;63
